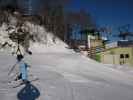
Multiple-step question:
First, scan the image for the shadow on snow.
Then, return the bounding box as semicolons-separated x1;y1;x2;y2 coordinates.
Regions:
17;82;40;100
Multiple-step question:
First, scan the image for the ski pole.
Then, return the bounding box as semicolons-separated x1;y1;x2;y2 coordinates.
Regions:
8;63;17;76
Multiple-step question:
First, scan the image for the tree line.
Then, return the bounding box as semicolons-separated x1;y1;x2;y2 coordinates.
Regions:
0;0;95;41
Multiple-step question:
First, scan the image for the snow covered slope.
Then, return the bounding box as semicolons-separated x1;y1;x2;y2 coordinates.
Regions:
0;14;71;54
0;51;133;100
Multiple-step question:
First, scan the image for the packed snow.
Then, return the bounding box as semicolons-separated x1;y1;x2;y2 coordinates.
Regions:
104;64;133;76
0;15;133;100
1;51;133;100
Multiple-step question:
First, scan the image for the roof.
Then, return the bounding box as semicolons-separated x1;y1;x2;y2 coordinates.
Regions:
97;46;133;54
106;40;133;49
96;41;133;53
118;40;133;47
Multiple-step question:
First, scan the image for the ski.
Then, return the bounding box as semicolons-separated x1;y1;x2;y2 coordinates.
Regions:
13;78;39;88
10;78;39;88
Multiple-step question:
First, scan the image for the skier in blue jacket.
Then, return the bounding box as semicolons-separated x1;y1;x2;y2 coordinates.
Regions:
16;54;29;83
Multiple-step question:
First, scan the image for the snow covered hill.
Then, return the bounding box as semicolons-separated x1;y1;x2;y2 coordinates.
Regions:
0;12;70;54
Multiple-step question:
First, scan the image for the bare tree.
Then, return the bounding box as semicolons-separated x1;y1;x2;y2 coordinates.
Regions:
40;0;70;41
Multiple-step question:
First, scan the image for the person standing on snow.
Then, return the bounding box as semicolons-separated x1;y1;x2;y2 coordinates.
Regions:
15;54;29;83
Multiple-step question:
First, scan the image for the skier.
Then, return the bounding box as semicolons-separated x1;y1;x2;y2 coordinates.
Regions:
15;54;29;83
8;54;30;87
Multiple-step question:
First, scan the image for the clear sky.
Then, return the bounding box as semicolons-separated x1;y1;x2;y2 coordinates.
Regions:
67;0;133;34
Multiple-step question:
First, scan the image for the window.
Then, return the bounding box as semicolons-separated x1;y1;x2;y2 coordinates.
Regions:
119;54;130;65
120;54;124;58
125;54;129;58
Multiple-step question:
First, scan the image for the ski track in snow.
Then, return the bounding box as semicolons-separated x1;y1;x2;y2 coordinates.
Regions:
0;51;133;100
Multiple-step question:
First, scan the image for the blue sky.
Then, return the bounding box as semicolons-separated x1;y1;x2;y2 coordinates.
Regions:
67;0;133;33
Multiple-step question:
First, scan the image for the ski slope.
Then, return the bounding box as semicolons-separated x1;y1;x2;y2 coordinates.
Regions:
0;49;133;100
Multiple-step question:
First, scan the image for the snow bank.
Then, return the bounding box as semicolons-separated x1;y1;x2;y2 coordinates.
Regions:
0;14;72;54
25;22;72;53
